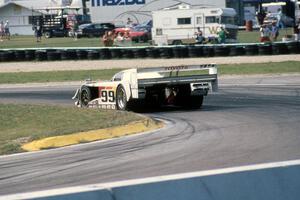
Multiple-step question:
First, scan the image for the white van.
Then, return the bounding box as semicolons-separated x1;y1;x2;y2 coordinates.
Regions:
151;4;238;45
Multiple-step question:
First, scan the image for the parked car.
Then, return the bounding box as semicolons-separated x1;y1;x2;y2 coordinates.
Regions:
77;23;115;38
114;27;150;42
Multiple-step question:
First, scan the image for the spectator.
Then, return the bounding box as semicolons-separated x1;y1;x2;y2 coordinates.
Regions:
276;9;284;29
4;20;10;40
102;31;114;47
123;31;132;46
0;21;4;42
102;31;109;46
294;22;300;41
259;24;271;42
270;22;279;41
114;32;124;46
126;17;133;27
256;10;266;26
33;20;42;42
217;27;228;44
71;20;78;41
195;27;205;44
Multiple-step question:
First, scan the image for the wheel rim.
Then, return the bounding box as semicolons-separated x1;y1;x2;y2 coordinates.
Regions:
117;87;126;110
81;89;90;106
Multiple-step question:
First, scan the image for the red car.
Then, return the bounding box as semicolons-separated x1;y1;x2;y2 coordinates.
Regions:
114;27;150;42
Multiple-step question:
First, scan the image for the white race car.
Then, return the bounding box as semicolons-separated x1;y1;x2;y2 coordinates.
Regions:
73;64;218;110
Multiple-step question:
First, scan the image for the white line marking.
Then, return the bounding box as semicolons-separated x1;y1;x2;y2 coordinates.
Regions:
1;159;300;200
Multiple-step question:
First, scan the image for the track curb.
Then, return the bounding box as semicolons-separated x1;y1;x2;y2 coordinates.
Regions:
22;118;163;152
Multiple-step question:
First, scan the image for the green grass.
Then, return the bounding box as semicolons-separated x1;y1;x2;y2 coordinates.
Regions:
0;104;143;155
238;28;293;43
0;35;149;49
219;61;300;75
0;69;121;84
0;28;294;49
0;61;299;84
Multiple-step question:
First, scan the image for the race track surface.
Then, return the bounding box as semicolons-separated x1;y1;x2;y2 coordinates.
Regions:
0;75;300;195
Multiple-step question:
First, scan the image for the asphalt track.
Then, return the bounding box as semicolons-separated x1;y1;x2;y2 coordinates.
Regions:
0;75;300;195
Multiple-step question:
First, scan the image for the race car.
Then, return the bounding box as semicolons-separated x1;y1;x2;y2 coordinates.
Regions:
72;64;218;110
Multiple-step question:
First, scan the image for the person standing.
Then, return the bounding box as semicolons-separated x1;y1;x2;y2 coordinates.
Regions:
260;24;271;42
270;22;279;41
33;20;43;42
4;20;10;40
217;27;228;44
195;27;205;44
0;21;4;42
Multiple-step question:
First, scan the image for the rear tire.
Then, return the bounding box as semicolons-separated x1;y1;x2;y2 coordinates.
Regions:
188;95;203;109
80;86;91;107
116;85;127;110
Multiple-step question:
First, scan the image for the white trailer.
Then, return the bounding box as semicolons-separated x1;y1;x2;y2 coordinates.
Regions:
151;4;238;45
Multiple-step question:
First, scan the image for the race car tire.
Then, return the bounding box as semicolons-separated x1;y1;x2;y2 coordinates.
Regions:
188;95;204;109
0;51;14;62
116;85;127;111
272;43;288;55
80;86;92;107
121;49;134;59
133;48;147;58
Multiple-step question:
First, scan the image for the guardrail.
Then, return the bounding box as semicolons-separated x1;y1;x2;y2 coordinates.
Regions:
2;159;300;200
0;42;299;62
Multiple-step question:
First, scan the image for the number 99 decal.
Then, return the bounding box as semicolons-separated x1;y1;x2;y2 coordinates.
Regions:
100;90;115;103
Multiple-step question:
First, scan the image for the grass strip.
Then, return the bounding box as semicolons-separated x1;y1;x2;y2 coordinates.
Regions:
0;29;293;49
0;61;299;84
0;68;121;84
0;104;143;155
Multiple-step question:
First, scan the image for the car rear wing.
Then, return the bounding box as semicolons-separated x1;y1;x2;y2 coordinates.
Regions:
135;64;218;92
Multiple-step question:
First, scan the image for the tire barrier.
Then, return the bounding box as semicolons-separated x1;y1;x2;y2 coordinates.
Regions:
61;50;77;60
229;46;245;56
47;51;61;61
87;50;100;60
76;50;88;60
121;49;134;59
14;50;26;61
203;46;215;57
133;48;147;59
146;48;160;58
35;50;47;61
99;48;112;59
110;48;122;59
173;46;189;58
258;44;273;55
159;47;174;59
25;50;36;61
286;42;300;54
214;46;230;57
272;43;289;55
1;41;300;63
188;46;203;58
0;51;14;62
245;45;259;56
